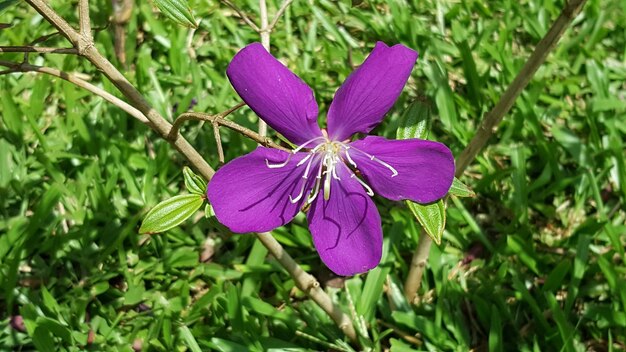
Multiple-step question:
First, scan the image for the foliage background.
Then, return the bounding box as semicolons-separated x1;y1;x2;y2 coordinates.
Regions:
1;0;626;350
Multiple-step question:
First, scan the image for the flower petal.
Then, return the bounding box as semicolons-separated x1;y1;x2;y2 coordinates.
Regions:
207;147;313;233
307;163;382;276
348;136;454;203
227;43;322;145
327;42;418;141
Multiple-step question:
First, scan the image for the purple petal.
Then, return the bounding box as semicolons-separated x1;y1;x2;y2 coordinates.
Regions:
327;42;418;141
348;136;454;203
227;43;322;145
207;147;313;233
307;163;382;276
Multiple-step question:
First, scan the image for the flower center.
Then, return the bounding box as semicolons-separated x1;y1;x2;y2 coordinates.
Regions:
265;136;398;204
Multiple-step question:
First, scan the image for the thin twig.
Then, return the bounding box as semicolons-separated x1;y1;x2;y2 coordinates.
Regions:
22;0;359;343
220;0;260;32
258;0;270;137
0;46;78;54
403;0;589;303
78;0;92;38
256;232;358;342
169;102;243;138
111;0;133;66
403;234;432;304
455;0;588;175
267;0;294;32
24;0;215;180
0;60;150;125
212;122;225;163
171;110;288;151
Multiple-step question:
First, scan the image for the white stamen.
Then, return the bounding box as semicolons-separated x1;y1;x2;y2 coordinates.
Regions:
343;145;398;177
371;156;398;177
293;136;326;153
265;154;292;168
343;147;358;168
265;137;395;205
307;161;324;203
350;174;374;196
296;153;312;166
289;154;316;203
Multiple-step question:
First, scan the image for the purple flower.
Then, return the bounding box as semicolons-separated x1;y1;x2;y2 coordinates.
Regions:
207;42;454;276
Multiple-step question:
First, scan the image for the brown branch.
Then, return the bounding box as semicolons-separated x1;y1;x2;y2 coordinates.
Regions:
22;0;358;343
0;46;78;54
220;0;260;32
454;0;588;176
256;233;358;342
24;0;215;180
0;60;149;125
78;0;91;38
169;104;288;152
403;0;589;303
111;0;133;66
212;122;225;164
257;0;270;137
267;0;294;32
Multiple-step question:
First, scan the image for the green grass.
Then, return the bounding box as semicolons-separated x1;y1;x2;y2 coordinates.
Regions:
1;0;626;350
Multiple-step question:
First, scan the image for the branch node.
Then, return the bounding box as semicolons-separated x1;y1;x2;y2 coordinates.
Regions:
77;37;95;56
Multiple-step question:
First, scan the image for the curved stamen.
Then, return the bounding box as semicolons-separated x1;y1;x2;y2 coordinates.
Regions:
307;158;324;203
289;154;316;203
265;136;327;169
342;144;398;177
265;154;292;168
350;173;374;196
343;147;358;168
293;136;327;153
296;153;312;167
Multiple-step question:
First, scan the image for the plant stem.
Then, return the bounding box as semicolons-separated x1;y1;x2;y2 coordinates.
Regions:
221;0;260;32
268;0;293;31
0;60;149;125
403;0;589;302
78;0;91;38
256;232;358;342
258;0;270;137
170;109;288;152
22;0;358;343
0;46;77;54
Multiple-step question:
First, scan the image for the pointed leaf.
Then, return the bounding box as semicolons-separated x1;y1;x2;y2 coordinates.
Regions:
396;100;431;140
448;177;475;198
406;199;446;245
139;194;204;234
183;166;207;195
0;0;18;13
152;0;197;28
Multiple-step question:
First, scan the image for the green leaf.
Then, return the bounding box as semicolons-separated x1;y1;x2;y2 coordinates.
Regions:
139;194;204;234
396;100;431;140
406;199;446;245
0;0;18;13
152;0;197;28
183;166;207;195
179;325;203;352
448;177;475;198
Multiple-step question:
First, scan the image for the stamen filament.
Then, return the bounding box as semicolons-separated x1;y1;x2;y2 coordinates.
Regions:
307;158;324;203
289;154;316;203
350;173;374;196
343;147;358;168
293;136;327;153
265;154;292;168
342;145;398;177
